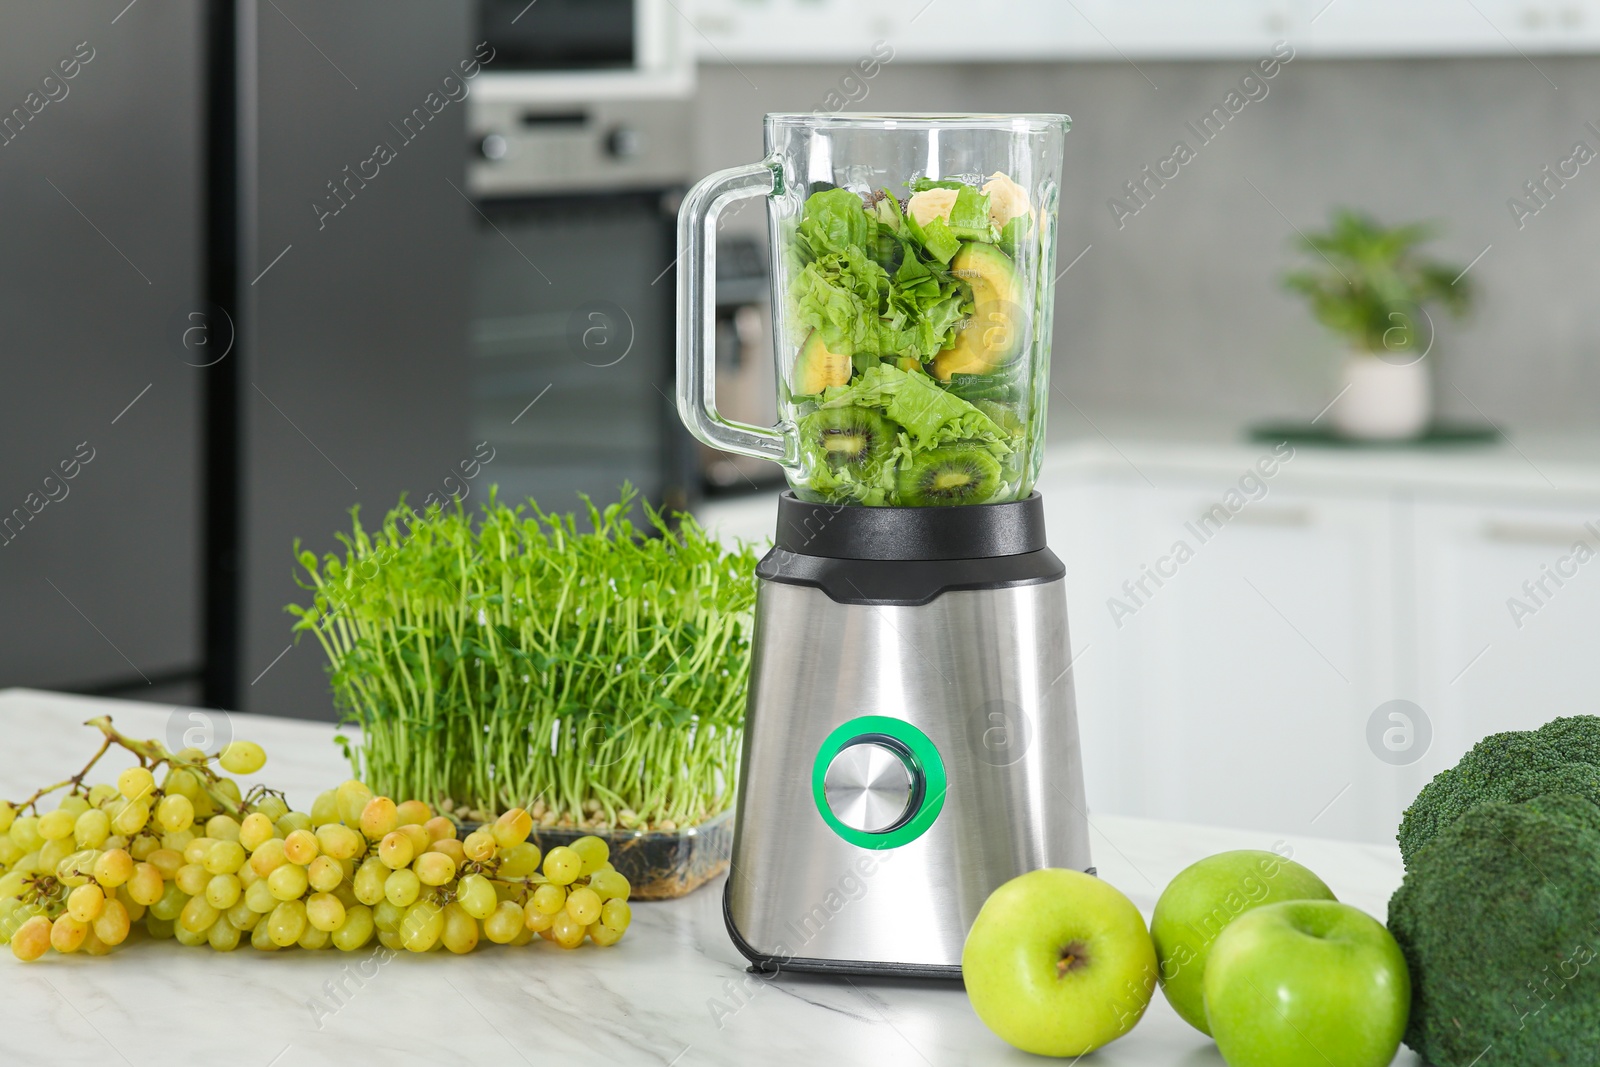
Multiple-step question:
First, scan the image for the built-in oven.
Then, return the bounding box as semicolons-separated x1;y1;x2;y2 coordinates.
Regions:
466;0;699;514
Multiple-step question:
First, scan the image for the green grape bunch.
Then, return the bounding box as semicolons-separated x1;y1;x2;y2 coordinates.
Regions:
0;717;631;961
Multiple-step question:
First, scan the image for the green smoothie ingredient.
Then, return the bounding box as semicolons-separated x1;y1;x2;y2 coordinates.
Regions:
1388;715;1600;1067
785;173;1039;506
290;487;760;831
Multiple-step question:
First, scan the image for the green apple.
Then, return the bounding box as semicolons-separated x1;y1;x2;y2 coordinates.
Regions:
1151;850;1335;1035
1203;900;1410;1067
962;868;1158;1057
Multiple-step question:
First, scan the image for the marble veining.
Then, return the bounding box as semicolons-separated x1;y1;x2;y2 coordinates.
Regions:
0;689;1418;1066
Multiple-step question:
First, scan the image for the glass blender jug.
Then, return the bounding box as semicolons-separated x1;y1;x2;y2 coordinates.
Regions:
677;113;1068;506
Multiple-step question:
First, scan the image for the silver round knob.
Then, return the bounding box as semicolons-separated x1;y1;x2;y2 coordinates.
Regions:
823;742;914;833
606;125;644;159
479;133;508;161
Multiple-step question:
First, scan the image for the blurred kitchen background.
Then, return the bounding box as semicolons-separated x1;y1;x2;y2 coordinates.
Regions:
4;0;1600;845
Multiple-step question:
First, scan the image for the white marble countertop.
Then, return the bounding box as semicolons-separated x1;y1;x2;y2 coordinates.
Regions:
0;689;1419;1066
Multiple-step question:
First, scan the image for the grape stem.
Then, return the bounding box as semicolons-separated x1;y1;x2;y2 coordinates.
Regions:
18;873;65;909
244;784;287;807
6;717;243;818
10;732;114;814
486;871;548;906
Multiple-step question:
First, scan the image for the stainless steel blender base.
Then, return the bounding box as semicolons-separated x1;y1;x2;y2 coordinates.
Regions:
725;568;1093;976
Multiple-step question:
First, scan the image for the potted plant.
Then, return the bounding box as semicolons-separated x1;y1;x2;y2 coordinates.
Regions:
1283;210;1474;440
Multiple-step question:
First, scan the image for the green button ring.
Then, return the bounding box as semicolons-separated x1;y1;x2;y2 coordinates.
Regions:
811;715;947;850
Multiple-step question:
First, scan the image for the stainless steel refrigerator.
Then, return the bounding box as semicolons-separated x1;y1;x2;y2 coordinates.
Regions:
0;0;697;722
0;2;208;706
0;0;473;720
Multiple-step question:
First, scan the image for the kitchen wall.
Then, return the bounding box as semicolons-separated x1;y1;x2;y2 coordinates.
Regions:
693;55;1600;431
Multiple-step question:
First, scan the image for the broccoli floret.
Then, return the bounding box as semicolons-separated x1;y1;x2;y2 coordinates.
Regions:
1397;715;1600;867
1388;792;1600;1066
1531;715;1600;765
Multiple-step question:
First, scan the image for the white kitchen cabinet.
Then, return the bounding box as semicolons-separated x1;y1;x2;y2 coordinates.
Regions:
1040;473;1143;834
1043;469;1398;844
695;432;1600;846
1303;0;1600;57
1407;499;1600;792
683;0;1291;62
682;0;1600;62
1037;437;1600;845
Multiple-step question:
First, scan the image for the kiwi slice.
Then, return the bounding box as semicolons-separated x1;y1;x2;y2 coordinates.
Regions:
799;406;899;475
895;445;1003;506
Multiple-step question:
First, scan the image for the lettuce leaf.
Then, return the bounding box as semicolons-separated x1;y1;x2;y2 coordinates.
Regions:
916;217;961;264
791;245;888;355
909;178;969;192
800;450;894;506
946;186;996;243
878;249;970;360
791;187;991;364
794;187;873;260
819;363;1008;452
998;214;1032;259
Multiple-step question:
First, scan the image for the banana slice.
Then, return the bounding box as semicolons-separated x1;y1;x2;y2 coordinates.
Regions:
981;171;1033;227
906;187;960;228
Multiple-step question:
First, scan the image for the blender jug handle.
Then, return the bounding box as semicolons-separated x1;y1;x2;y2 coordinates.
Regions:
676;160;796;468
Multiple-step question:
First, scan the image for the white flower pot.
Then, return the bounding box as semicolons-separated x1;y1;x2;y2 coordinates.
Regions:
1330;353;1431;440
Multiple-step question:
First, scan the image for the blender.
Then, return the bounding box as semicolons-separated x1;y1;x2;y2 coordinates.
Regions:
676;114;1091;976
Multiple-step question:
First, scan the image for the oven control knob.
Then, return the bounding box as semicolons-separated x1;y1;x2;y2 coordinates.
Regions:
478;133;508;161
605;125;645;160
822;740;917;834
